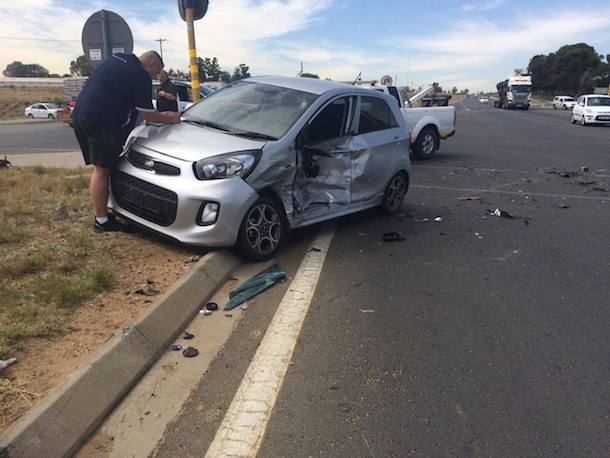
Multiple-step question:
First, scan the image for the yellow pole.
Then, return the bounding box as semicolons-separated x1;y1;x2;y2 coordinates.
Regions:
186;7;200;102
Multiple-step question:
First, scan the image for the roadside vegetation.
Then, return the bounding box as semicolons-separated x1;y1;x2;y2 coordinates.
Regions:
0;87;64;120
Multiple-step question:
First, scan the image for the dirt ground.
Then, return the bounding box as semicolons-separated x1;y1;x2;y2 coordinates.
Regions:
0;87;65;120
0;167;202;432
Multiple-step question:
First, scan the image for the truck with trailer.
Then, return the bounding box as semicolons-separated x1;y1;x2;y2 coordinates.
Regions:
495;70;532;110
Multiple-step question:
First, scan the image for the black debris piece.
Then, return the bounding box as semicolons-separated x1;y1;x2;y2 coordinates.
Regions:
205;302;218;311
557;204;570;209
489;208;514;219
182;346;199;358
135;288;159;296
183;331;194;340
592;185;608;192
308;247;322;252
382;232;405;242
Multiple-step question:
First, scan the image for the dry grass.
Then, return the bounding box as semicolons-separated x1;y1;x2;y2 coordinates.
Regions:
0;166;117;361
0;87;65;120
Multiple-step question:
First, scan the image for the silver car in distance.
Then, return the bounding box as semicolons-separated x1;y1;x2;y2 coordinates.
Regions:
110;76;411;260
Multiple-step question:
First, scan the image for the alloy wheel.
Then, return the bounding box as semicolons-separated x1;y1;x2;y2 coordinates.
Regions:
422;134;435;155
385;174;408;213
245;203;282;256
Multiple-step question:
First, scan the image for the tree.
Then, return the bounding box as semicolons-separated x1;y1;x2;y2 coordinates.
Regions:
528;43;605;94
231;63;250;82
2;61;49;77
69;55;91;77
197;57;223;81
220;71;231;83
451;86;458;94
300;73;319;79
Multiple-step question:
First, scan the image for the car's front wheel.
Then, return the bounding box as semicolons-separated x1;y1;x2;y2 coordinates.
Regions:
379;172;409;214
48;114;55;119
27;113;33;119
580;115;587;126
236;197;287;261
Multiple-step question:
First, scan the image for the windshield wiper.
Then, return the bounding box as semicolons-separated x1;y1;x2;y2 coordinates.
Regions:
232;130;278;141
184;119;232;132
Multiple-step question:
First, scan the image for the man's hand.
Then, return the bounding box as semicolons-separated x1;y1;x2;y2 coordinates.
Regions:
141;110;181;124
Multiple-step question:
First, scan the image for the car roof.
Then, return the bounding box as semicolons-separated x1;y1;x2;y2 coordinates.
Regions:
243;76;357;95
584;94;610;98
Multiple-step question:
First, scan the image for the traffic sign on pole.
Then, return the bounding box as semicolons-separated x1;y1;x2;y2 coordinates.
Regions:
82;10;133;69
177;0;209;102
178;0;209;21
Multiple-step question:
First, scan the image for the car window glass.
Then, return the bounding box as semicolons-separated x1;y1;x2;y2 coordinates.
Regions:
358;96;398;134
388;87;401;108
308;97;350;145
176;85;189;102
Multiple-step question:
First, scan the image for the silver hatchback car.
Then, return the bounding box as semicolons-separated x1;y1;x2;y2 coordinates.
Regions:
110;76;411;260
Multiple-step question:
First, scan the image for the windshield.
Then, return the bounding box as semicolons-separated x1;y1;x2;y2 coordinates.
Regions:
587;97;610;107
564;97;575;102
200;85;214;96
510;85;531;93
183;81;318;140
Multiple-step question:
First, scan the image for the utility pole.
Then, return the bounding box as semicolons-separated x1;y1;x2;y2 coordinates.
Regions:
155;38;167;59
186;8;200;101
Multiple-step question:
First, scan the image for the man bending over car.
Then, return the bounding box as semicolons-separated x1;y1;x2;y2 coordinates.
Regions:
73;50;180;232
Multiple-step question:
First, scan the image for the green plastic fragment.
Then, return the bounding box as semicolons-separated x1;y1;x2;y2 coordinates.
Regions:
223;264;287;311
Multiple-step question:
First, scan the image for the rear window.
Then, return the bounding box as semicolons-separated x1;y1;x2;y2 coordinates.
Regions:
358;96;398;134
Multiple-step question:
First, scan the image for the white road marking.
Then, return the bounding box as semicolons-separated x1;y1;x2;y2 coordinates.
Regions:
411;184;609;201
205;224;337;458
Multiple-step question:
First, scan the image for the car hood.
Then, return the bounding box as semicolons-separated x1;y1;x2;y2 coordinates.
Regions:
131;122;265;162
586;105;610;112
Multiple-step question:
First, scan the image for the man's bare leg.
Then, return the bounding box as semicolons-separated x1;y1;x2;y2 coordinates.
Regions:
90;166;112;218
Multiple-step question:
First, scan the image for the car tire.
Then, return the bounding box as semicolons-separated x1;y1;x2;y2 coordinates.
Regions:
27;113;33;119
571;115;576;124
236;197;287;261
563;105;568;110
580;115;587;126
413;127;438;159
379;172;409;215
48;114;55;119
553;104;557;110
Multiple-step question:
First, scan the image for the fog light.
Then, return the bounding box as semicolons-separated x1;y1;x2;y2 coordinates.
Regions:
198;202;219;226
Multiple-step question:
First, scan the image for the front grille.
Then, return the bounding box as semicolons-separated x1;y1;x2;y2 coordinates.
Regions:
595;114;610;121
127;150;181;176
111;171;177;226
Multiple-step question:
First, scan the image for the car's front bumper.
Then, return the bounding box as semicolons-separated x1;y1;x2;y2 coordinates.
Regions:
108;148;259;247
585;114;610;124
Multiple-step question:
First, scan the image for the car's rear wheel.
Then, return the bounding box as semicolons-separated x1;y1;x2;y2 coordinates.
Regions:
27;113;33;119
47;114;54;119
236;197;286;261
379;172;409;214
413;127;438;159
563;105;568;110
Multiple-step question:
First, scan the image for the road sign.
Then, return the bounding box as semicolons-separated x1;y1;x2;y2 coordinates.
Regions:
178;0;209;21
380;75;393;86
82;10;133;68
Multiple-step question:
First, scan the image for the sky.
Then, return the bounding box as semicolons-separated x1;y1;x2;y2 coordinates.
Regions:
1;0;610;91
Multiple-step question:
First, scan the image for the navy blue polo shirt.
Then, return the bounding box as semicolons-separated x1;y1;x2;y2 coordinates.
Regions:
74;54;154;133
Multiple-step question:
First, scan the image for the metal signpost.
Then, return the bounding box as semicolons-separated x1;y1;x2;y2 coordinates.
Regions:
178;0;209;101
82;10;133;69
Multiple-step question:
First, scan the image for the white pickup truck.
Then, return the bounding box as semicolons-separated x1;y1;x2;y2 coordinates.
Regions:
363;85;456;159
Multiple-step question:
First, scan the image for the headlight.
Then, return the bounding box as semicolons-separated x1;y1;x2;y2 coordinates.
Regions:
193;150;261;180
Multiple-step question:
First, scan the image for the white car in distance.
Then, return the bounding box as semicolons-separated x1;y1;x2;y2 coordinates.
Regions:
552;96;576;110
24;103;60;119
571;94;610;126
479;96;489;103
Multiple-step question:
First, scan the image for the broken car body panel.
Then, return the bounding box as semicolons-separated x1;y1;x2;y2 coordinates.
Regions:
109;76;411;248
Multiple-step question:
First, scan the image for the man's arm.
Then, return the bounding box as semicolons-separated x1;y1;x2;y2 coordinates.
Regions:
140;110;181;124
158;90;177;101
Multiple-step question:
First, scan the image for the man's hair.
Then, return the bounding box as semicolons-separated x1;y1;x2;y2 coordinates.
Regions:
140;50;164;68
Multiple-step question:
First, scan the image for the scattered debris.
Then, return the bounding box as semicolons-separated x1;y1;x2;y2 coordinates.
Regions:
580;166;589;173
0;358;17;370
223;264;288;311
459;196;481;201
382;232;405;242
475;232;484;239
182;346;199;358
414;217;430;223
199;308;212;316
433;216;443;222
575;179;597;186
240;305;248;312
187;255;201;263
169;344;182;352
592;185;608;192
359;309;375;313
183;331;194;340
225;314;233;318
557;204;570;209
205;302;219;311
54;202;69;220
135;288;159;297
490;208;514;219
559;171;578;178
146;278;155;285
308;247;322;253
0;156;11;169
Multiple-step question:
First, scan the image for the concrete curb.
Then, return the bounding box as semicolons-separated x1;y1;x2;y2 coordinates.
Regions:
0;251;241;458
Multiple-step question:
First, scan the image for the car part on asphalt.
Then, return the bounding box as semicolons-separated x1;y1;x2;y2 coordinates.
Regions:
169;344;182;351
199;308;212;316
183;331;194;340
459;196;481;201
382;232;405;242
205;302;218;311
223;264;287;311
490;208;514;219
182;346;199;358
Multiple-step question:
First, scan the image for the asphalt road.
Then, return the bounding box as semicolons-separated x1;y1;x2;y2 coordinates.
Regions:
154;97;610;457
0;121;79;154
